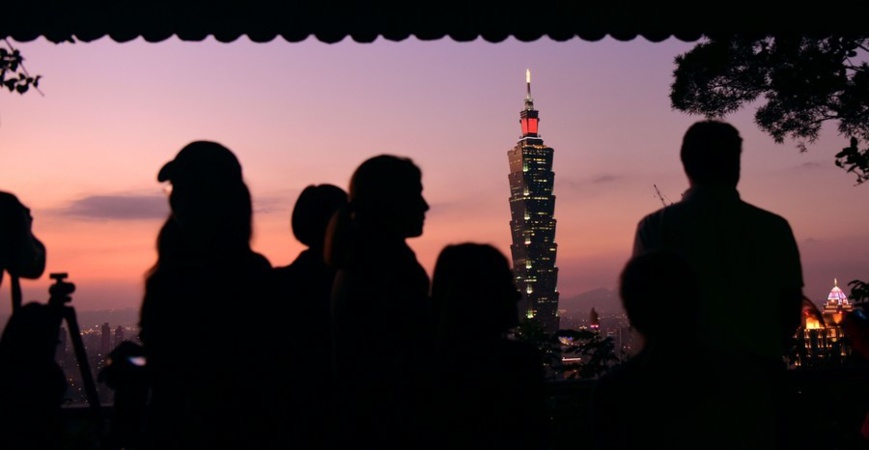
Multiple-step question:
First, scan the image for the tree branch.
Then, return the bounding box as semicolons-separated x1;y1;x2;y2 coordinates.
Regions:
3;38;43;97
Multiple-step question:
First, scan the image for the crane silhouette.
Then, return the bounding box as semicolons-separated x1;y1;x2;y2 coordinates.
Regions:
653;184;673;207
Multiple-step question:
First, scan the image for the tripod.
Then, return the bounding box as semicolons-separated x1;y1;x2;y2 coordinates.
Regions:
46;273;103;420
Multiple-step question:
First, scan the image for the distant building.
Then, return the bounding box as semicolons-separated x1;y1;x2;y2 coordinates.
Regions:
507;69;560;334
100;322;111;356
822;279;853;325
794;279;853;367
113;325;125;348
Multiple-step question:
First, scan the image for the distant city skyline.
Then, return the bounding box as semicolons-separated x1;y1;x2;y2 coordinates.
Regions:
0;36;866;316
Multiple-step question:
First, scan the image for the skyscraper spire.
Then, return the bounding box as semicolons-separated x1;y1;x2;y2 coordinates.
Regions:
525;68;534;111
519;69;539;138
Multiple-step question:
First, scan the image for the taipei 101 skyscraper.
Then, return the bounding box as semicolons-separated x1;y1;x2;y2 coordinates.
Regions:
507;69;560;334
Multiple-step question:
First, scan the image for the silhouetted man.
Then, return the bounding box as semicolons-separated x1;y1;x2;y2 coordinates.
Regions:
631;120;804;450
326;155;432;449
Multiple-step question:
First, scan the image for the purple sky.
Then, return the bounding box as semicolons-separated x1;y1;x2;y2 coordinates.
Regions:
1;36;866;316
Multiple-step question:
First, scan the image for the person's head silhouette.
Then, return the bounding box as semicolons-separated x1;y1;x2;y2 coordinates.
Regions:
680;120;743;187
157;141;252;252
348;154;429;238
619;249;700;344
0;192;46;287
292;184;348;252
432;243;520;341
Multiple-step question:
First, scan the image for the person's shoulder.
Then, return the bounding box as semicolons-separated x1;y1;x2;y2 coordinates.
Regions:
636;207;664;226
249;251;272;269
273;251;307;276
243;251;274;280
737;200;793;228
635;202;685;229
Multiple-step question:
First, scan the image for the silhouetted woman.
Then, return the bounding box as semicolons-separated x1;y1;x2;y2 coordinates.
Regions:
429;243;546;450
273;183;348;449
326;154;432;449
138;141;278;450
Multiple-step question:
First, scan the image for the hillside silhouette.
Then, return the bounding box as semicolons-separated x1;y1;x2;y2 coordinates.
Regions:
559;288;620;317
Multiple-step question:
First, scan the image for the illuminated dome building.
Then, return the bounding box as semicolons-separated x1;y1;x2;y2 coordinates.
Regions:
793;279;853;368
823;278;852;325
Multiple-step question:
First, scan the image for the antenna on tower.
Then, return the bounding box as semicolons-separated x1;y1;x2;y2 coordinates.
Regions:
653;184;672;206
526;68;531;98
524;69;534;111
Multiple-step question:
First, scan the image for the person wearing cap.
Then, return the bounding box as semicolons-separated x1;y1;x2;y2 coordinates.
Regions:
138;141;280;450
155;140;249;252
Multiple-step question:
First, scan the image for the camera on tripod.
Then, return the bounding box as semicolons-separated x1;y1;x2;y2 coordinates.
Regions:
48;272;75;305
0;270;104;449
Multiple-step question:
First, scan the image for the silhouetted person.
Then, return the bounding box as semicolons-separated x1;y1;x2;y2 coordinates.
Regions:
98;339;149;450
845;307;869;364
842;307;869;443
0;192;60;450
326;154;432;449
273;183;347;449
591;249;718;449
138;141;279;450
0;302;66;450
430;243;546;450
632;120;804;449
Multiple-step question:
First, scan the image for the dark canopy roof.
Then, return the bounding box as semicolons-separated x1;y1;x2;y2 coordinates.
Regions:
2;1;864;44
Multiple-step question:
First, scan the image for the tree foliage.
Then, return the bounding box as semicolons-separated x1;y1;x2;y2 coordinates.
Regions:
555;328;622;380
671;35;869;338
514;318;623;381
848;279;869;304
1;40;41;96
670;35;869;184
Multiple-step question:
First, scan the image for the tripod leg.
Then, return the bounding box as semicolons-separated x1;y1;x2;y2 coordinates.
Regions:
63;305;104;445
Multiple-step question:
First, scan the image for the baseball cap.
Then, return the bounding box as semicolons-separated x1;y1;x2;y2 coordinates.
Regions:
157;141;243;184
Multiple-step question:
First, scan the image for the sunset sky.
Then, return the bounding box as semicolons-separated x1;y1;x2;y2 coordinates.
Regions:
1;36;867;317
